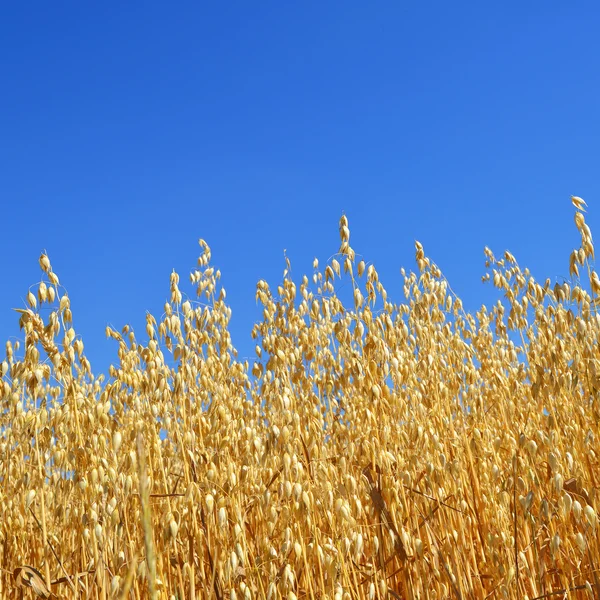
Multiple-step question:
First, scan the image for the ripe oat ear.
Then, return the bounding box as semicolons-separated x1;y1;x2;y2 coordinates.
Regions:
13;566;54;599
571;195;587;211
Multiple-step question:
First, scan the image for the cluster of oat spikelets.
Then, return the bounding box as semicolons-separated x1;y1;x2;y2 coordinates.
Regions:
1;198;600;600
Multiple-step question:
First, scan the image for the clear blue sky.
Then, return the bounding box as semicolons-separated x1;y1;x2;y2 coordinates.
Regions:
1;3;599;373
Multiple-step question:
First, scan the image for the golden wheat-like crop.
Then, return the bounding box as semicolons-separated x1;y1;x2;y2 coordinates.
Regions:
1;198;600;599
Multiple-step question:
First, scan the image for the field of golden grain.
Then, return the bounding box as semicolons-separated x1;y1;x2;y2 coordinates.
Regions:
1;199;599;599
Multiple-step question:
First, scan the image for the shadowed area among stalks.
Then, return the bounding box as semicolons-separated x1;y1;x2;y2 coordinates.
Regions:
1;198;600;599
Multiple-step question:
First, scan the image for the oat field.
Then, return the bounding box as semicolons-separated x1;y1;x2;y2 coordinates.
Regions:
1;198;600;600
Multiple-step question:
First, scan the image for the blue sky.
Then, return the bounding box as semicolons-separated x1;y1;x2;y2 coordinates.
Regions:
1;3;599;373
